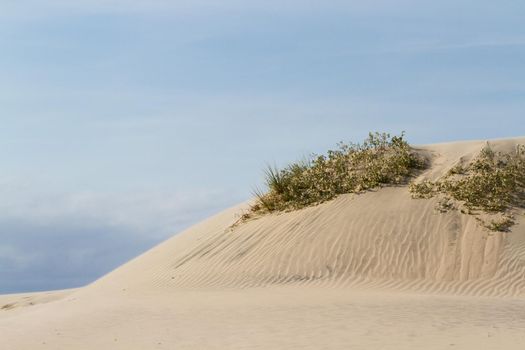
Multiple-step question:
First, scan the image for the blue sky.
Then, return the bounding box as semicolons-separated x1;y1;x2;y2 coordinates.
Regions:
1;0;524;293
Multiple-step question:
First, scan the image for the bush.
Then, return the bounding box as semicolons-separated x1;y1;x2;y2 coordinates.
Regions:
410;143;525;231
484;216;515;232
252;132;426;213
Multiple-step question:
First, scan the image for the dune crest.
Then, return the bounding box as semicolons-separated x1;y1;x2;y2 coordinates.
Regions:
86;137;525;297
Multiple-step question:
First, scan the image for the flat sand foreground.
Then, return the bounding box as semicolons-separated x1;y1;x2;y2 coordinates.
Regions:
2;137;525;349
2;286;525;349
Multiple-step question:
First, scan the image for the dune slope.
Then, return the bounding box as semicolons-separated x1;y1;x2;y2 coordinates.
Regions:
88;137;525;297
1;137;525;349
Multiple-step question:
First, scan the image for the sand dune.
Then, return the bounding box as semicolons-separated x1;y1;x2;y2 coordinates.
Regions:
1;137;525;349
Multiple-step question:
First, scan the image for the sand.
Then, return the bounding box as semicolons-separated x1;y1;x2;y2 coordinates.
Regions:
1;137;525;349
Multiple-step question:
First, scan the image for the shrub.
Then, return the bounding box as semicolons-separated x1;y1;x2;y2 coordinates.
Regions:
409;181;436;199
252;132;426;213
410;143;525;231
484;216;515;232
436;198;455;213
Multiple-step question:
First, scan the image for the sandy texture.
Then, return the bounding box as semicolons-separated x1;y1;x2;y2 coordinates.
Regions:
0;289;75;312
1;137;525;349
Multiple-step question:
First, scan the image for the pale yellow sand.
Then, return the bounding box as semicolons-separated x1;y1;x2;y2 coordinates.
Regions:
1;137;525;349
0;289;75;312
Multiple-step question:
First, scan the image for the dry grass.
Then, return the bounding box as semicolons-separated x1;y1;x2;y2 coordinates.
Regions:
251;132;426;214
410;143;525;231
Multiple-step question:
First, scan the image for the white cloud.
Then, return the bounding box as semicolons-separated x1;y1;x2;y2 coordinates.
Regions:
0;184;243;292
0;186;236;238
0;245;39;268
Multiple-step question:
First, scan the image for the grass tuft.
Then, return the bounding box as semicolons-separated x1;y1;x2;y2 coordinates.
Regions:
485;216;515;232
251;132;426;214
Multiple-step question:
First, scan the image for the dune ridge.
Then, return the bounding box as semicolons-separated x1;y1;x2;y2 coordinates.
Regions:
87;137;525;297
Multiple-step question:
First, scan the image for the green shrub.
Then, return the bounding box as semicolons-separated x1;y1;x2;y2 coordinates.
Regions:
409;181;436;199
247;133;524;232
436;198;455;213
484;216;515;232
410;143;525;231
252;132;426;213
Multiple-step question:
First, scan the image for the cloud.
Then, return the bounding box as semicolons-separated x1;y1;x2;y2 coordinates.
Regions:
0;220;153;293
0;244;39;268
0;184;244;293
0;185;236;238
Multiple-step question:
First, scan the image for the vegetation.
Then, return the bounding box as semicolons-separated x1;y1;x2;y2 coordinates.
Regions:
237;133;523;233
250;132;426;214
410;143;525;231
484;216;515;232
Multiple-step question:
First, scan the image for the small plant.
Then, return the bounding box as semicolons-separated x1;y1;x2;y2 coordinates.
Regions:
410;143;525;231
251;132;426;214
436;197;455;213
409;180;436;199
448;161;466;175
485;216;515;232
